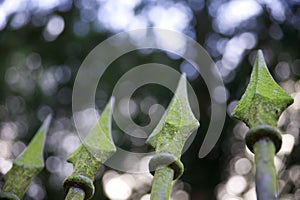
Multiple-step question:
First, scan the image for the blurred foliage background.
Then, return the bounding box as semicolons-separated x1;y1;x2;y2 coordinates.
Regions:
0;0;300;199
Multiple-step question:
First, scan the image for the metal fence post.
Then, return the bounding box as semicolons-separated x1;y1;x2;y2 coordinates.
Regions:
146;74;200;200
232;50;293;200
63;98;116;200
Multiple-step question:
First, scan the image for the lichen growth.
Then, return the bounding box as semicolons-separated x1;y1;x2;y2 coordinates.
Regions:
147;74;199;159
82;98;116;163
1;115;51;199
67;97;116;174
232;50;293;128
150;166;174;200
64;98;115;200
231;50;294;200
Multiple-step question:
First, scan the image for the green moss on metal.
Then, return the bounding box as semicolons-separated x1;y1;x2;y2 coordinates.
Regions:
232;50;293;128
64;98;116;200
1;115;51;199
147;74;199;200
65;188;86;200
81;97;116;163
67;97;116;178
146;75;199;200
147;74;200;159
150;166;174;200
254;139;277;200
231;50;294;200
67;146;101;180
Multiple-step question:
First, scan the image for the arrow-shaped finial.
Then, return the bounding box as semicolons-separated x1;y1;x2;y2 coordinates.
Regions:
232;50;293;128
0;114;52;199
231;50;294;199
79;97;116;163
147;74;199;178
147;74;199;200
64;98;116;200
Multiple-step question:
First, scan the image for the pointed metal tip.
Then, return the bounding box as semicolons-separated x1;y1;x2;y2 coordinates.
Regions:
255;49;267;69
40;114;52;134
179;73;189;91
77;97;116;163
108;96;115;118
180;73;187;82
257;49;263;56
232;49;294;127
146;73;199;158
14;115;52;168
174;73;189;100
106;96;115;141
109;96;115;109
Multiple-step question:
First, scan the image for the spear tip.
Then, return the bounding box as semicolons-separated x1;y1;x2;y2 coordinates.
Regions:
147;73;199;158
15;115;52;168
232;50;293;127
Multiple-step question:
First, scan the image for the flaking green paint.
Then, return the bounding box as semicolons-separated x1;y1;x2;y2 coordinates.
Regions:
0;115;51;199
64;98;116;200
232;50;293;128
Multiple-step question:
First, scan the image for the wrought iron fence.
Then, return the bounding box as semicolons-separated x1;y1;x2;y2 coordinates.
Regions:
0;50;293;200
